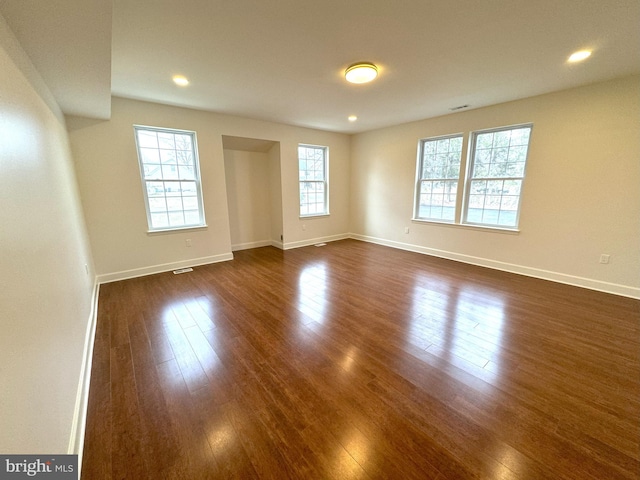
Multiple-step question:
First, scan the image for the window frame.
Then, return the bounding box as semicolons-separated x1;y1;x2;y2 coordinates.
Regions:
413;133;465;223
413;123;533;231
133;125;207;233
298;144;329;218
462;124;532;229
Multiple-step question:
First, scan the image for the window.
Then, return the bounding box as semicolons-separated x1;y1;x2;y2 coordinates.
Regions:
464;125;532;228
134;126;206;231
414;124;532;229
298;144;328;216
415;135;463;222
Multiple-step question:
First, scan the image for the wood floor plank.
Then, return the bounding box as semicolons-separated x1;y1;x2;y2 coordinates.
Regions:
81;240;640;479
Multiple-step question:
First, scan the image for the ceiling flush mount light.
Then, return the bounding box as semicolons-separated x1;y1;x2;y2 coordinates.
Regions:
348;115;358;122
345;62;378;84
568;50;592;63
172;75;189;86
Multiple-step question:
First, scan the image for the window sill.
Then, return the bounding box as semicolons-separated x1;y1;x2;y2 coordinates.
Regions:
299;213;330;219
147;225;208;236
411;218;519;234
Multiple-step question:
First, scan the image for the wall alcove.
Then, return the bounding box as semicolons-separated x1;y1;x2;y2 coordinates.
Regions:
222;135;283;251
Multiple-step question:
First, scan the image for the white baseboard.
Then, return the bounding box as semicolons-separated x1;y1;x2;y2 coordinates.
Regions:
97;253;234;284
283;233;350;250
350;234;640;299
67;279;100;478
231;240;274;251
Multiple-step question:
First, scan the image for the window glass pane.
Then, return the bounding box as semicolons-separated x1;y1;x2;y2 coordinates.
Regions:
175;134;191;150
184;210;201;224
466;204;483;223
487;180;503;192
503;179;522;195
507;162;526;177
147;182;165;197
157;132;176;150
137;130;158;148
183;196;199;210
164;181;181;196
176;150;193;165
468;194;484;209
143;164;161;179
168;211;185;226
450;136;463;150
508;146;527;162
180;181;197;196
160;150;177;164
476;133;493;149
500;195;519;211
148;197;167;213
493;148;509;163
469;180;487;194
151;212;169;228
498;211;517;227
178;165;195;180
510;128;530;145
494;130;511;147
161;165;179;180
140;148;160;164
166;197;183;211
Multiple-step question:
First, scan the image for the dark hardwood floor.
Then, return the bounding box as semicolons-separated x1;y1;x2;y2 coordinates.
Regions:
81;239;640;479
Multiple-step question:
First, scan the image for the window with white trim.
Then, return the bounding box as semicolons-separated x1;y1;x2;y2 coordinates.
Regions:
464;125;532;228
414;124;532;229
134;126;206;231
415;134;463;222
298;144;328;216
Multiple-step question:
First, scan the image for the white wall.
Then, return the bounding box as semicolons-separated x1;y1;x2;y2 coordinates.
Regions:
224;149;273;250
350;76;640;297
0;14;96;453
68;97;351;281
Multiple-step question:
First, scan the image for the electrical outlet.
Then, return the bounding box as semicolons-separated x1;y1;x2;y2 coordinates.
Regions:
186;239;192;247
404;227;410;234
599;254;610;264
302;224;306;231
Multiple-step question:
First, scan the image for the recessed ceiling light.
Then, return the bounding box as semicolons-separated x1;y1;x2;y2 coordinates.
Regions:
568;50;592;63
348;115;358;122
345;62;378;84
172;75;189;86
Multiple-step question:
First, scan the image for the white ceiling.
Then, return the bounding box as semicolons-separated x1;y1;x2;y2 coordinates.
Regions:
0;0;112;119
1;0;639;133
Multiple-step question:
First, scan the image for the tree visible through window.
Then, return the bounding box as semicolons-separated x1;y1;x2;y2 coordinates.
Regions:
134;126;206;231
464;125;532;227
415;135;463;222
299;145;328;216
414;124;532;229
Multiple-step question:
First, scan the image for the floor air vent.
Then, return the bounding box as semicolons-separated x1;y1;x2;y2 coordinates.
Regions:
173;267;193;274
